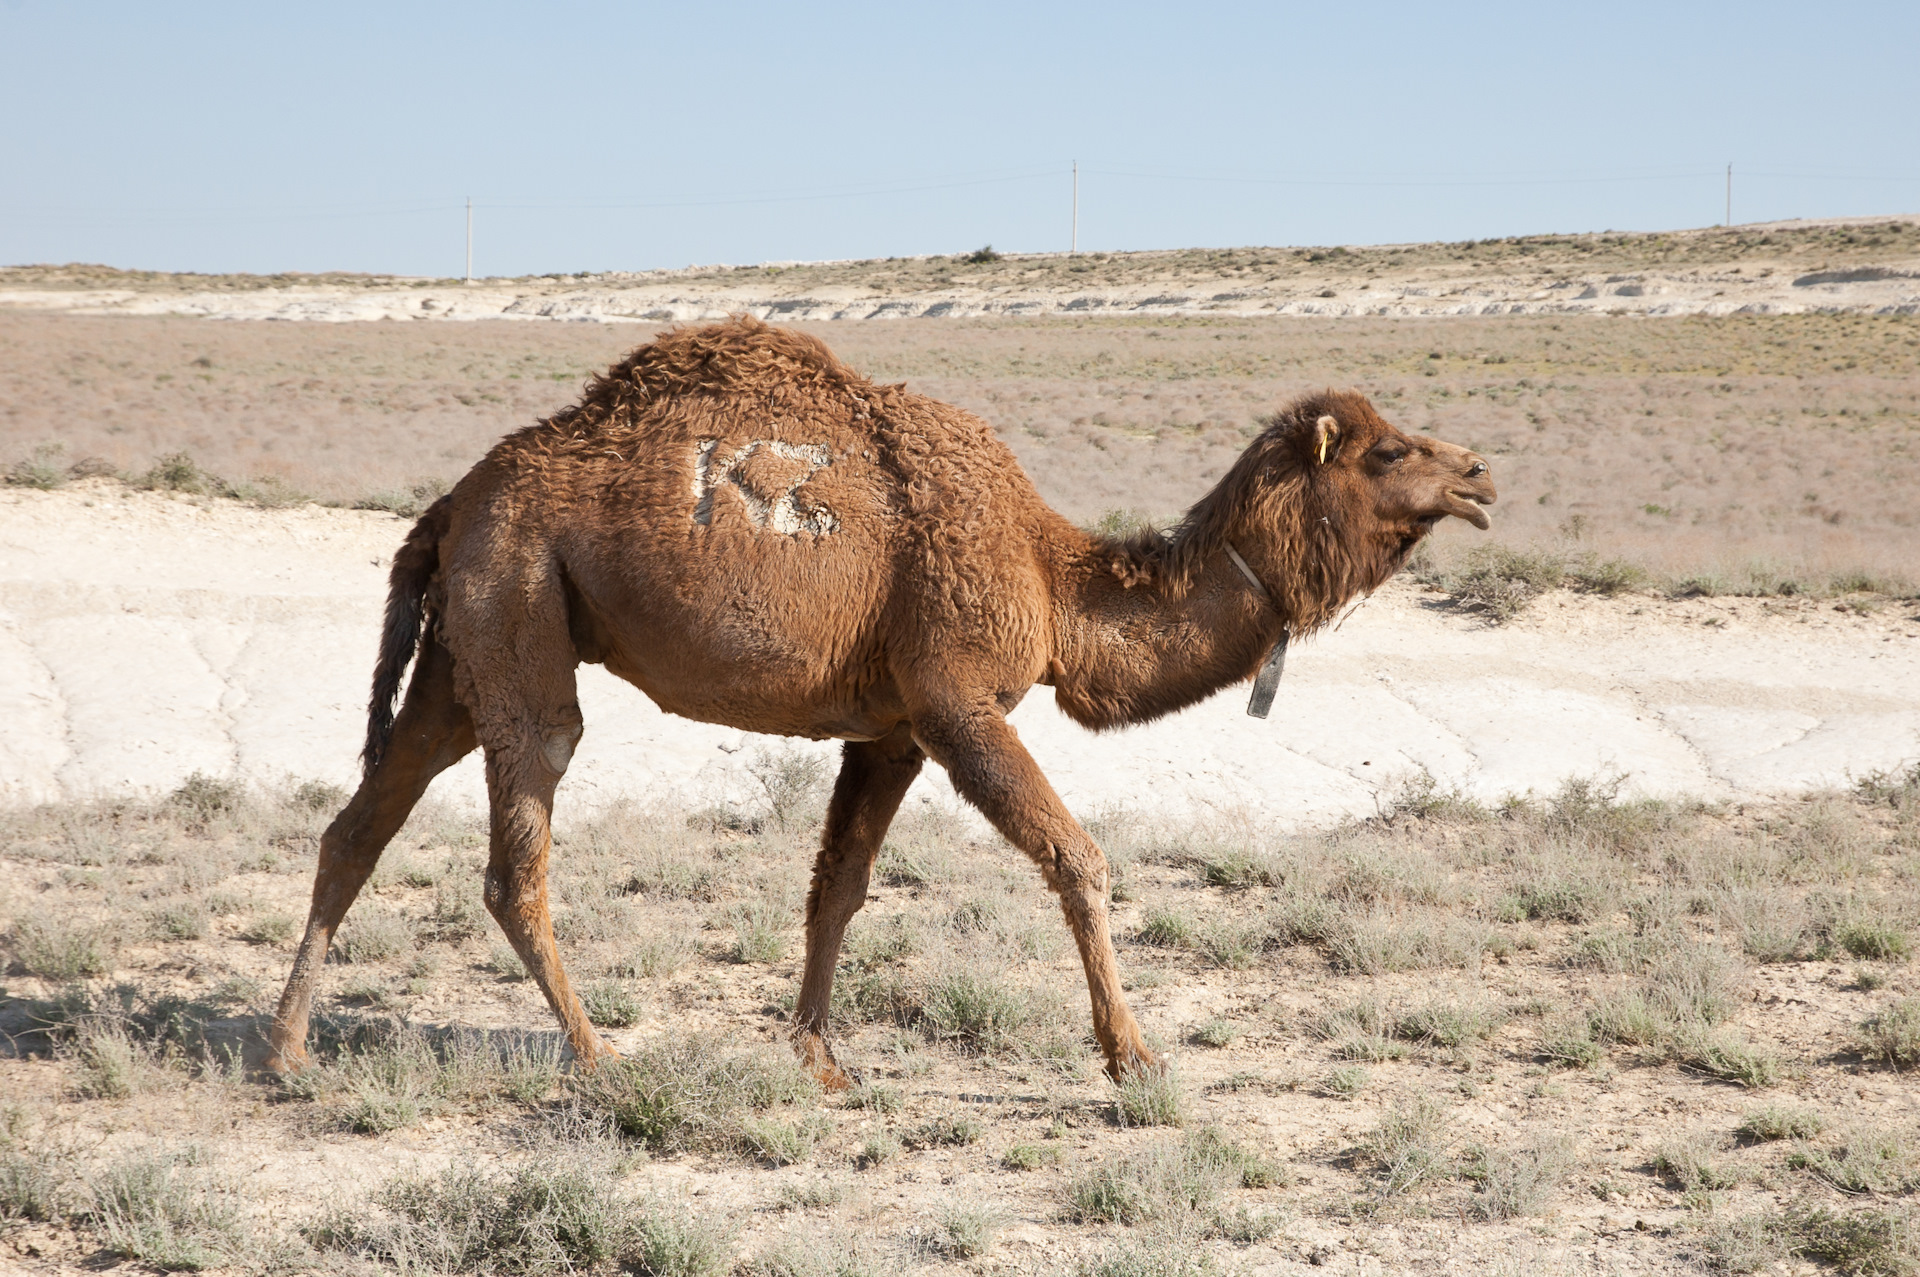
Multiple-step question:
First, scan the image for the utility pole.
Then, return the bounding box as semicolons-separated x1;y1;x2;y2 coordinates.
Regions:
1725;164;1732;228
465;197;474;282
1071;161;1078;255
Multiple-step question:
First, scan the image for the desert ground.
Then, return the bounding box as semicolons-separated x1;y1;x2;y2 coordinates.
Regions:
2;229;1919;1277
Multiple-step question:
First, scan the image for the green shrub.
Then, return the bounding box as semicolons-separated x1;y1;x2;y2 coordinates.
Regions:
919;968;1037;1053
1134;909;1195;948
1674;1028;1779;1088
569;1035;815;1153
1199;849;1279;889
1317;1066;1369;1098
1653;1130;1739;1190
166;772;242;823
842;1082;902;1115
934;1200;1001;1259
0;1149;65;1228
1113;1065;1185;1128
1738;1104;1823;1143
1063;1126;1267;1225
148;901;210;942
1364;1095;1451;1196
1567;556;1648;596
143;452;223;496
334;908;411;964
1462;1132;1574;1219
350;478;451;520
1189;1018;1242;1048
1781;1203;1918;1277
727;899;788;964
1789;1123;1920;1195
906;1115;981;1148
1853;999;1920;1068
87;1150;244;1272
10;919;114;979
1003;1143;1060;1171
6;443;69;490
1076;1233;1222;1277
241;914;299;947
581;981;644;1028
746;747;828;833
736;1115;831;1167
1416;544;1566;621
1836;920;1912;961
309;1159;717;1275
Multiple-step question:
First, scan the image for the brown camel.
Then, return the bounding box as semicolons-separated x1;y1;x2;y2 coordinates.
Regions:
266;317;1495;1087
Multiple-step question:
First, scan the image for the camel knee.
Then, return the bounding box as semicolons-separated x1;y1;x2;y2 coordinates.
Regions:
537;705;584;777
805;856;874;930
483;871;538;931
1050;843;1111;899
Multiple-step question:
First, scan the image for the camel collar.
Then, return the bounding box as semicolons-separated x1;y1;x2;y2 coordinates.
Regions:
1222;542;1273;608
1223;542;1289;720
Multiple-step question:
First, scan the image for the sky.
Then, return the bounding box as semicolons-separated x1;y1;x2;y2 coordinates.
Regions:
3;1;1917;277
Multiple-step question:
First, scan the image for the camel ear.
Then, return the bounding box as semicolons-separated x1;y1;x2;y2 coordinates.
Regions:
1313;415;1341;466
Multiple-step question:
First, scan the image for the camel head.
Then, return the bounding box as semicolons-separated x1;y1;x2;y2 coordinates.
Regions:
1273;390;1496;571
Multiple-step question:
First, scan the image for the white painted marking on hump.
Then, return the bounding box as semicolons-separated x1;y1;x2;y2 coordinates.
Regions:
691;439;838;536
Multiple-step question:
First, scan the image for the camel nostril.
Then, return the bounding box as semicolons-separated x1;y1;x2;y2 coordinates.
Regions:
1466;462;1487;478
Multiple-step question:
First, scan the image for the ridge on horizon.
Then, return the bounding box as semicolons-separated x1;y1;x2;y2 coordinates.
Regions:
4;214;1917;286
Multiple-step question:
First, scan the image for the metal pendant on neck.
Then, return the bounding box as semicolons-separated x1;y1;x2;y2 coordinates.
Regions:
1223;542;1288;720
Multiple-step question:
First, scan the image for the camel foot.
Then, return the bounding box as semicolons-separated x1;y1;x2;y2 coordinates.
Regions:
1103;1043;1164;1083
792;1030;859;1092
264;1043;308;1079
566;1035;622;1072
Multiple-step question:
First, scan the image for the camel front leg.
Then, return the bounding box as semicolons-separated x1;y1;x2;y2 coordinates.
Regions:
910;705;1157;1081
792;725;925;1090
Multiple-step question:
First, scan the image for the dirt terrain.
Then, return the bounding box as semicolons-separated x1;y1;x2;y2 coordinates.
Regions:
1;716;1917;1277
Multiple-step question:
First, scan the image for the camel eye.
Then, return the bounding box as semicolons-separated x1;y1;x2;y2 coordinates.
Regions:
1372;446;1407;465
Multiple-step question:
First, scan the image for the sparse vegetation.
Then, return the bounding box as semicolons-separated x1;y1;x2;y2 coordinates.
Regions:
569;1034;815;1153
1462;1132;1575;1219
0;760;1915;1270
87;1148;246;1272
310;1157;733;1276
1063;1126;1271;1226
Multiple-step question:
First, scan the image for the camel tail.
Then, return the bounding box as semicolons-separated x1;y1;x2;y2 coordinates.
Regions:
363;496;452;777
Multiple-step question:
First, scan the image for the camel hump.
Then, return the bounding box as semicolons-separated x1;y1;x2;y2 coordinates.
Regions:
628;316;867;399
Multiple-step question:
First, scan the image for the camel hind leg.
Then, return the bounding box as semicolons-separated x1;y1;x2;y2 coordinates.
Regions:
458;624;611;1068
268;636;476;1074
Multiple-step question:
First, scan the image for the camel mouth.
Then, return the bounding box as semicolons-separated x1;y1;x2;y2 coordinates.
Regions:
1444;492;1493;531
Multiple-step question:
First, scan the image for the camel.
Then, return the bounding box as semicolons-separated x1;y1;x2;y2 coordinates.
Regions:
266;317;1495;1088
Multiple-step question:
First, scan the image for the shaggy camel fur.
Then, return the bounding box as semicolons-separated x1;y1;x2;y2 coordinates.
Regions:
268;317;1495;1087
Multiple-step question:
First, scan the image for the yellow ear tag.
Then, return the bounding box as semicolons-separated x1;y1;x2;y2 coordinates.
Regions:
1317;434;1332;465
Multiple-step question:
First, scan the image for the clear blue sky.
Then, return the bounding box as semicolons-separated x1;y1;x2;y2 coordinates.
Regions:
3;1;1916;276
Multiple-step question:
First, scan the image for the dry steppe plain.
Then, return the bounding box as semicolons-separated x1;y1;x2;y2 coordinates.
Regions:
3;226;1920;1277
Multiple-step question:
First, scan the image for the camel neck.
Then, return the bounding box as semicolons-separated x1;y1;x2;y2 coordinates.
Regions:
1043;538;1289;732
1222;541;1278;614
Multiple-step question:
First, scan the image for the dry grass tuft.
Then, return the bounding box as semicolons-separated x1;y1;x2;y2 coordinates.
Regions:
569;1034;816;1153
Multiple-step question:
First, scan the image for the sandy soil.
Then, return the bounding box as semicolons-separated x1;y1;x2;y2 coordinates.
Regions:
6;217;1918;324
2;483;1914;821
